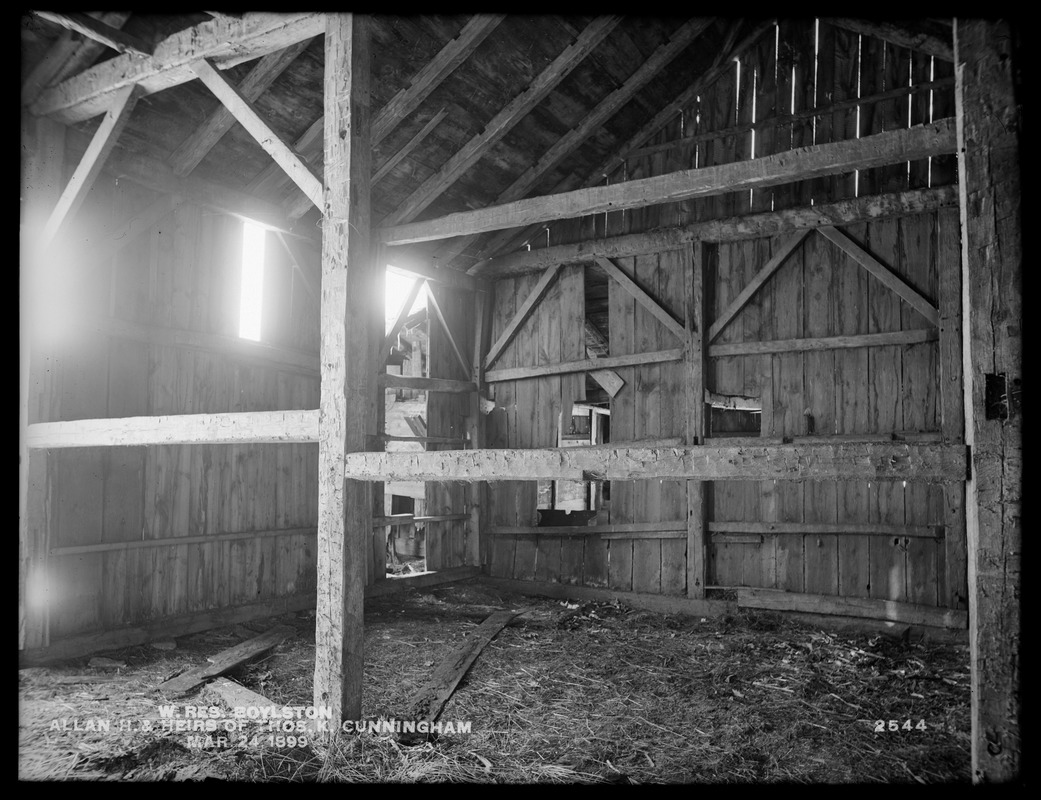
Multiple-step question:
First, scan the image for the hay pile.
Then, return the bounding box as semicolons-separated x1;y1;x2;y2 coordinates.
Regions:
19;579;971;783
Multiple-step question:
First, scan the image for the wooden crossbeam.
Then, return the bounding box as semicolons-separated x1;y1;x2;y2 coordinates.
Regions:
708;328;938;357
428;16;714;268
340;443;969;483
22;12;131;106
817;226;940;326
486;348;684;383
382;16;622;228
189;58;324;210
27;409;319;449
31;12;326;124
272;14;503;214
708;229;810;341
483;264;562;370
41;84;140;248
595;256;686;341
737;588;966;629
471;186;957;279
825;18;953;61
426;287;472;379
381;277;426;366
383;252;487;293
380;374;476;394
169;39;312;176
33;11;154;57
381;119;956;246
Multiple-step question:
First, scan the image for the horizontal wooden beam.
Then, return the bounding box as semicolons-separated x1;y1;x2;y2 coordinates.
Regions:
490;521;686;538
31;12;326;124
34;11;154;56
95;315;319;375
471;186;957;279
708;329;937;357
51;526;315;556
372;514;470;527
366;566;482;599
708;521;943;538
485;348;683;383
27;409;319;449
818;226;940;326
737;588;967;629
341;443;969;483
379;373;477;394
189;58;324;210
380;119;956;246
385;255;488;293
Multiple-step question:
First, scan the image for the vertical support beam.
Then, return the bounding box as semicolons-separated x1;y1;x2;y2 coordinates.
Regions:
466;289;490;567
954;18;1022;783
371;242;387;583
20;111;66;650
314;13;371;726
685;241;707;598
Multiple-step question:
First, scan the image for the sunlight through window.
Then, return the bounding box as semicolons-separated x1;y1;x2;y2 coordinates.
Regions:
239;221;266;341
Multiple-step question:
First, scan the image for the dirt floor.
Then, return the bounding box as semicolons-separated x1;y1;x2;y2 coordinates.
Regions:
18;578;972;783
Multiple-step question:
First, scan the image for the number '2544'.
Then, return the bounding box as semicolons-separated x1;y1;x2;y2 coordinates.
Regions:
874;719;928;732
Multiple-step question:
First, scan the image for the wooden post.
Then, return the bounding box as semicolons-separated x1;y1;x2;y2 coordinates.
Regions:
371;243;386;583
954;18;1022;783
20;111;66;650
467;289;490;567
685;241;707;598
314;13;372;726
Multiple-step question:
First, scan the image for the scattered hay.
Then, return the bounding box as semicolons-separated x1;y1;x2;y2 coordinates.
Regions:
19;579;971;783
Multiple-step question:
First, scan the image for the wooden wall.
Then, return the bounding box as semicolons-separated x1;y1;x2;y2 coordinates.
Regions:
424;283;476;569
36;166;323;642
478;21;965;613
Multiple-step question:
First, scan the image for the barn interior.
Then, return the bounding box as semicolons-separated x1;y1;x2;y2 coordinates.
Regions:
19;14;1021;783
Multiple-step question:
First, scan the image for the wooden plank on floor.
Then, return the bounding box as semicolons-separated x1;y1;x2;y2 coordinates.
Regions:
157;625;294;695
404;609;517;730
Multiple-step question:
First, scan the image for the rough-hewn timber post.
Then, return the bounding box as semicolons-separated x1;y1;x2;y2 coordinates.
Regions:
314;13;372;726
685;240;707;598
954;18;1022;783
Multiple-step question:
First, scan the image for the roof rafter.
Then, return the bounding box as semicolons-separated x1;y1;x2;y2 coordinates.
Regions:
426;16;716;269
457;18;777;270
825;18;953;61
268;14;505;213
380;15;623;228
32;11;154;57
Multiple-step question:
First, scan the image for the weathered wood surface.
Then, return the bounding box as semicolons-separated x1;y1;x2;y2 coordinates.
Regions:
314;14;371;725
28;410;319;448
737;588;966;629
380;373;476;394
955;18;1022;783
31;13;326;124
342;443;967;482
380;120;956;245
485;348;683;383
470;187;957;279
708;328;937;357
33;11;155;57
404;610;517;727
157;625;294;695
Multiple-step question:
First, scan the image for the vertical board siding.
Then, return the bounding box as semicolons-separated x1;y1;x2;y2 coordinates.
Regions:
43;175;321;641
